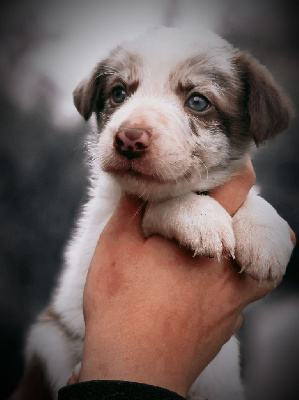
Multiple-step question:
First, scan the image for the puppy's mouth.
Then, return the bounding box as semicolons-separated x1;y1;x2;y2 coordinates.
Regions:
108;166;173;183
104;160;192;184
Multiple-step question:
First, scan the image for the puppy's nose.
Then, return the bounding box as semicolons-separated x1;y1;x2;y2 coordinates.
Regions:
114;127;150;159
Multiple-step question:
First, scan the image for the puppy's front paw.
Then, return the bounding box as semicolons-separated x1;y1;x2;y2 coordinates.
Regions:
180;197;235;260
233;193;294;282
143;194;235;260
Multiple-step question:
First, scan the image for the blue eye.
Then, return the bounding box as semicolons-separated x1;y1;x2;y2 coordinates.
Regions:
186;94;210;112
112;86;127;103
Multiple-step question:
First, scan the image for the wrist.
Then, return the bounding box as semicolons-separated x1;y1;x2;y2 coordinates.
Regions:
79;323;190;397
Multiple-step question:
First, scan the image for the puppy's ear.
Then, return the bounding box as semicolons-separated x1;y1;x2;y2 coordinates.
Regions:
236;51;294;145
73;63;105;121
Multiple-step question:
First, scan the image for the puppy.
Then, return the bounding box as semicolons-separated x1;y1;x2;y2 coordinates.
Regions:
17;27;294;400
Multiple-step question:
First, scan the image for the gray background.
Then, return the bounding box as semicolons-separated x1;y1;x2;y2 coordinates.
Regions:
0;1;298;399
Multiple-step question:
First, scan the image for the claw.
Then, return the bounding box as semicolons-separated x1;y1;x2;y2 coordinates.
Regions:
258;278;264;287
230;248;235;260
273;279;279;288
238;265;246;274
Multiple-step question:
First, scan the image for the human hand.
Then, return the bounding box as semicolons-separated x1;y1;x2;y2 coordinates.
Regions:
78;160;294;397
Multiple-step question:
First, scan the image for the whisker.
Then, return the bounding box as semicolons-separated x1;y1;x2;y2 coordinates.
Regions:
198;158;209;181
138;188;148;199
131;198;148;222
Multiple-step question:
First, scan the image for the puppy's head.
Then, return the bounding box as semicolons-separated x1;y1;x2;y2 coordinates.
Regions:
74;27;293;199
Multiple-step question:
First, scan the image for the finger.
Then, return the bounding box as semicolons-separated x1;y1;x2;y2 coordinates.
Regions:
210;159;256;216
290;228;296;246
67;372;79;385
241;275;280;307
234;314;244;333
102;194;146;241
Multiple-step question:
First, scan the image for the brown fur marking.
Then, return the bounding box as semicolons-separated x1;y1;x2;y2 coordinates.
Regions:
9;355;53;400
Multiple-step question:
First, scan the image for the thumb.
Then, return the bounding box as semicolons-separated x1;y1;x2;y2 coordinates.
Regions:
211;159;255;216
102;194;146;241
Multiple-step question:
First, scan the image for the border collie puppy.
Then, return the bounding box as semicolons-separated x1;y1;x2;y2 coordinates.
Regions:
19;27;294;400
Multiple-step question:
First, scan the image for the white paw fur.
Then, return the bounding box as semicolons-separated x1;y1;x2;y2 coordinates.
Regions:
143;193;235;261
233;188;294;282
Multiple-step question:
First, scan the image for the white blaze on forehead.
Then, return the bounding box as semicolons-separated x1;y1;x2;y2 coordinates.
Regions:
114;27;235;96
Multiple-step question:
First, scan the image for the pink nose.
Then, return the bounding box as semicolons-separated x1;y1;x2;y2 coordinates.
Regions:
114;127;150;159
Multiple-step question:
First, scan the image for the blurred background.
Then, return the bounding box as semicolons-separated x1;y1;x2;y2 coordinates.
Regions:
0;0;298;399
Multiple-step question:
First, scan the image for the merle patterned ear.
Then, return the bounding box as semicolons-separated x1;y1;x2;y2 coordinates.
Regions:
73;63;105;121
236;51;293;145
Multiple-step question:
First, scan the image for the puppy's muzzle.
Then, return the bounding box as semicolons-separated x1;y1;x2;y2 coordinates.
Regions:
114;126;151;160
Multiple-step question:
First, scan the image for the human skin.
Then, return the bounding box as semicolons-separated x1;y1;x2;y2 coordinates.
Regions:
78;160;295;397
